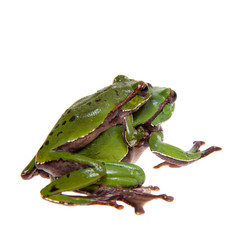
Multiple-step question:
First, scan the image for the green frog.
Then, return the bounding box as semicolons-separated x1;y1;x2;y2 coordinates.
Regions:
21;75;221;214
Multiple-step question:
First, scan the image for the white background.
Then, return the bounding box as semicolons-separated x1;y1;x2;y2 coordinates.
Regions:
1;0;239;239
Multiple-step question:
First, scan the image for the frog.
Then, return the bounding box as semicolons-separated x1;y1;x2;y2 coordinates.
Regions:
21;75;221;214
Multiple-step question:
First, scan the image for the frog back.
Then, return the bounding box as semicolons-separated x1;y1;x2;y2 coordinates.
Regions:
38;79;144;153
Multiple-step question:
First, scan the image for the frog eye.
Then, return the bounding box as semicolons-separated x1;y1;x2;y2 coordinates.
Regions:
142;85;149;93
170;89;177;103
138;82;150;97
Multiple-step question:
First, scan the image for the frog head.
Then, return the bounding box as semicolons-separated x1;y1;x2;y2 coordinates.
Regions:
150;87;177;125
133;86;177;127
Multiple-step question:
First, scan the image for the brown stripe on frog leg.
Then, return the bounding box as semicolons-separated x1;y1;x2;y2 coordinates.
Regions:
152;151;192;168
153;141;222;169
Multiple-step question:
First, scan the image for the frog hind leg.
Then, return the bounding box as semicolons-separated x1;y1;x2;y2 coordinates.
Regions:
149;132;222;168
37;151;106;206
82;162;173;214
42;161;173;214
40;163;106;205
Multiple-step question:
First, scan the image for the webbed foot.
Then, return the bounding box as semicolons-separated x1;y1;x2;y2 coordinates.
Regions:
87;185;174;214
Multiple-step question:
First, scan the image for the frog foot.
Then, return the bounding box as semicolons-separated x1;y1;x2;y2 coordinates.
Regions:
88;185;174;215
192;141;222;157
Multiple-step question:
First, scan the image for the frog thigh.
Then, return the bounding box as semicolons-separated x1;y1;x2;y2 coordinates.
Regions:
37;151;106;198
40;158;145;207
96;161;145;188
40;166;104;198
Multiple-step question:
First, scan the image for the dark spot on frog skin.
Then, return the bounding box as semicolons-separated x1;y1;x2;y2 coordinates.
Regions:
69;116;76;122
67;109;71;114
49;131;54;136
45;140;49;145
57;131;63;136
115;90;119;97
95;99;101;103
55;124;59;129
87;102;91;105
50;185;59;192
62;121;66;125
40;145;43;150
67;173;70;178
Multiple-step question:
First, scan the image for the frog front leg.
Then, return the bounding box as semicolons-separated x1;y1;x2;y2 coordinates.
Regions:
149;132;222;168
123;114;145;147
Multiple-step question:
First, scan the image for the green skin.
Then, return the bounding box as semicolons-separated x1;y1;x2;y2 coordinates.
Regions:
21;75;221;214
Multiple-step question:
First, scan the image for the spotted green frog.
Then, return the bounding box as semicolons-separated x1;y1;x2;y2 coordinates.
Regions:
21;75;221;214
